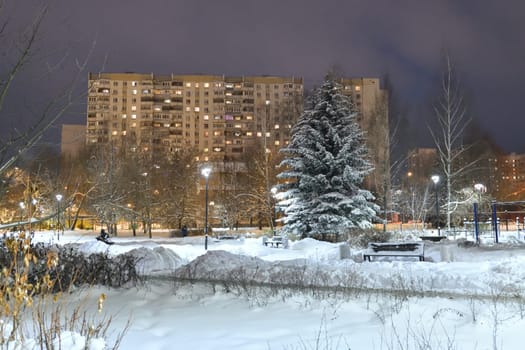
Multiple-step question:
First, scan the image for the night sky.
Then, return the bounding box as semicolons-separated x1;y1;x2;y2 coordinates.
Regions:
4;0;525;153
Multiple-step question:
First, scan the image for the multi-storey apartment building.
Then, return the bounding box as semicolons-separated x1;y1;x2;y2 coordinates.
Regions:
488;153;525;200
86;73;303;162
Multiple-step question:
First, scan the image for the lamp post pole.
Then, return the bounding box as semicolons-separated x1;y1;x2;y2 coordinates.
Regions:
473;183;486;244
19;202;25;232
271;187;277;235
201;167;211;250
56;194;62;239
431;175;440;235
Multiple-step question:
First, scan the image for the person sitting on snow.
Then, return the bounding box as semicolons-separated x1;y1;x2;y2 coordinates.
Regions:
99;229;109;240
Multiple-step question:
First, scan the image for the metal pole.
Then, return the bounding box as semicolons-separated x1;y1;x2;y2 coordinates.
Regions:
492;201;499;244
57;201;60;239
204;176;209;250
473;202;479;243
435;185;440;235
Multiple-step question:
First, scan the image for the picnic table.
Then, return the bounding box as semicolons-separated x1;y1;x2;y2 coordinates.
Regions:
363;241;425;262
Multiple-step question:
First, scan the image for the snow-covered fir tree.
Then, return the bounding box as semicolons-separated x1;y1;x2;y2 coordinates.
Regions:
277;76;378;240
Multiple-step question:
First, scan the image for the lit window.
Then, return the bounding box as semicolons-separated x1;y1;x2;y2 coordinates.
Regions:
204;83;209;88
246;131;253;136
122;114;127;119
203;115;209;120
132;89;138;95
204;156;209;161
355;86;361;92
164;99;171;103
154;107;161;111
131;114;137;119
164;123;170;127
131;81;138;86
246;115;253;120
213;131;221;136
186;82;191;87
122;131;127;135
266;132;271;137
131;122;137;127
175;90;182;95
274;140;280;145
185;107;191;112
234;124;242;128
226;100;232;104
195;83;199;88
204;148;209;152
204;131;209;137
131;106;137;111
257;132;262;137
274;124;280;129
194;107;200;112
213;147;222;152
112;131;118;135
225;92;232;96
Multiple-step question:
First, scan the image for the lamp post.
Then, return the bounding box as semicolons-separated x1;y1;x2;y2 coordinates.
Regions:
271;186;277;234
56;194;62;238
431;175;440;235
201;166;211;250
19;201;25;232
474;184;486;207
473;183;486;243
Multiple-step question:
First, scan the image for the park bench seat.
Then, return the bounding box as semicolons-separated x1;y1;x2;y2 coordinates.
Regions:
363;241;425;261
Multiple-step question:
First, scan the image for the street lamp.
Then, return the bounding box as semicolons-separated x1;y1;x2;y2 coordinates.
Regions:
431;175;440;235
474;183;486;205
19;201;25;231
201;166;211;250
56;194;63;237
473;183;486;244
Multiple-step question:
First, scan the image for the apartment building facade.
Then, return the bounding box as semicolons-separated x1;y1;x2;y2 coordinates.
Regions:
487;153;525;201
86;73;303;162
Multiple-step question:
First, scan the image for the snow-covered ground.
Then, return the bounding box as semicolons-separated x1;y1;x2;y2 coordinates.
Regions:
17;230;525;349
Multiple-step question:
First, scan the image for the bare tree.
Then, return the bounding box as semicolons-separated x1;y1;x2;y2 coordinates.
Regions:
429;54;476;230
0;2;97;230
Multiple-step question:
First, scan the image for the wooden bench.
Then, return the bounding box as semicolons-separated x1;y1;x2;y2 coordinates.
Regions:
363;242;425;262
262;236;288;248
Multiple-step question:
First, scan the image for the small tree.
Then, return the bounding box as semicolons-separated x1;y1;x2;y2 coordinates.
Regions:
429;54;475;229
277;76;378;241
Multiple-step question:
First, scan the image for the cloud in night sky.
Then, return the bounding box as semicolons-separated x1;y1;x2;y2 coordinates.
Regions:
4;0;525;152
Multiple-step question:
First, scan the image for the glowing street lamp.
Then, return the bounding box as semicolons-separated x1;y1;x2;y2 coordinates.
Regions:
56;194;63;236
19;201;25;231
201;166;211;250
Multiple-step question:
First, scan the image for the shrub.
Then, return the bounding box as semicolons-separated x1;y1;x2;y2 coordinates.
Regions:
347;228;391;248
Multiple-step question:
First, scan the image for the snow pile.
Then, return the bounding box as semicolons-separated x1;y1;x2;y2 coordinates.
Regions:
127;246;185;275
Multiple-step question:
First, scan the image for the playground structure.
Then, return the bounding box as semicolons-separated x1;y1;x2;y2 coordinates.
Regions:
469;200;525;243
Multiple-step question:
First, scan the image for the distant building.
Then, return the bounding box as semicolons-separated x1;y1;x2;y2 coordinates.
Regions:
405;148;438;186
86;73;303;162
61;124;86;159
488;153;525;201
